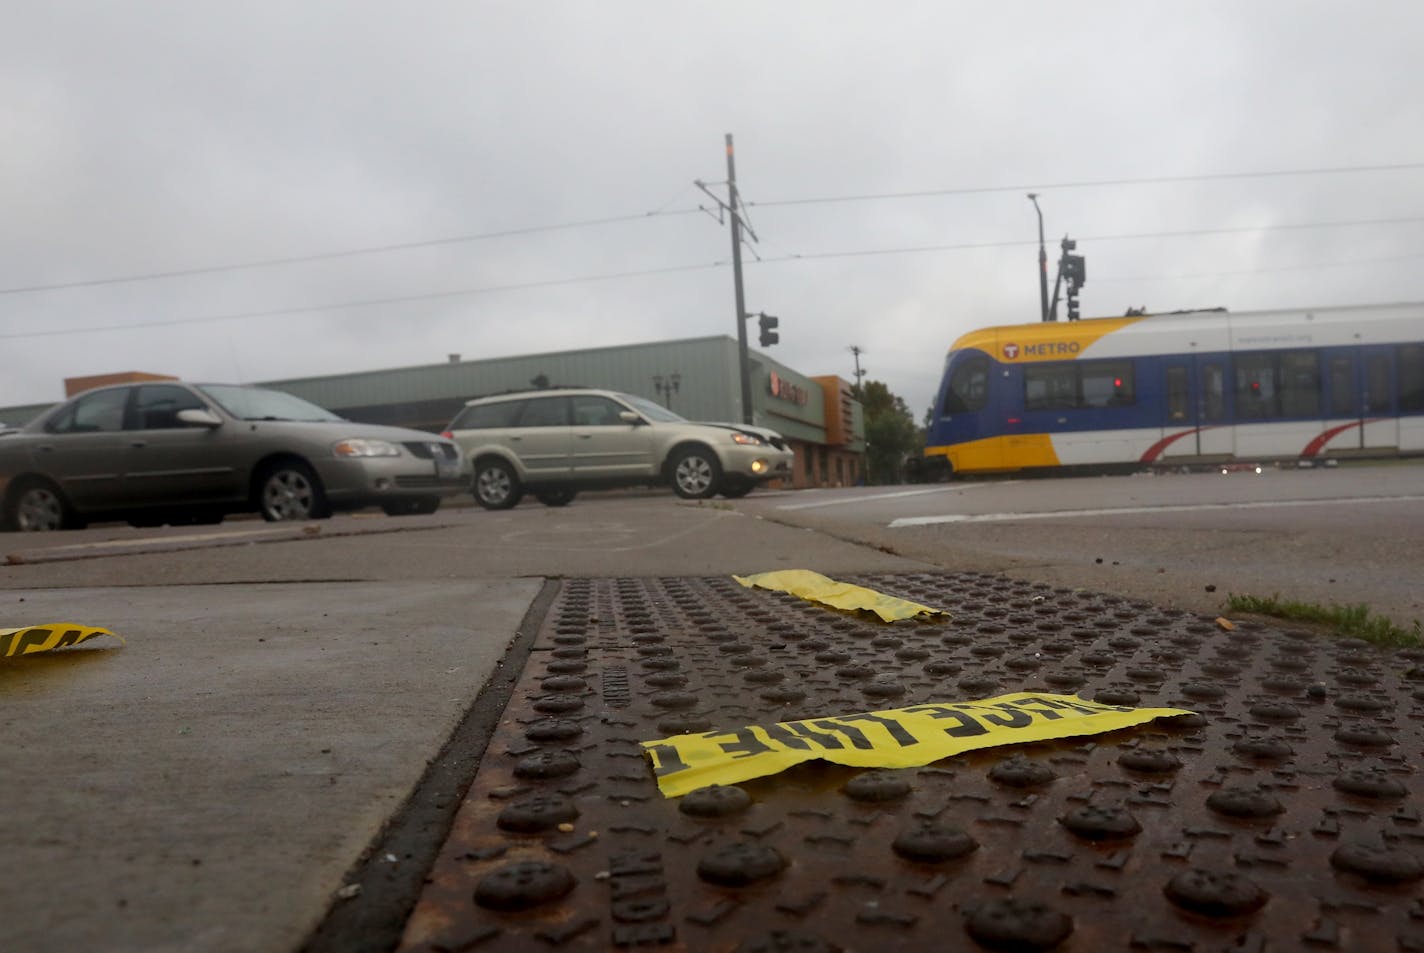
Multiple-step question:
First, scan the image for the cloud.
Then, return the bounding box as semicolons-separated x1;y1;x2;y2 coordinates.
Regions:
3;1;1423;418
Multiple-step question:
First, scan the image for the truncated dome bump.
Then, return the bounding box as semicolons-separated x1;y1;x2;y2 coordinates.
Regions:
680;784;753;818
473;861;576;911
892;823;979;863
1163;869;1268;917
697;842;787;886
1330;842;1424;883
964;898;1073;951
842;770;913;802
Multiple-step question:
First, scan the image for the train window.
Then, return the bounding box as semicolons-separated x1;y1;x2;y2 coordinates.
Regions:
1234;352;1279;419
1166;367;1189;421
1024;363;1077;411
1081;361;1135;408
1329;357;1354;416
1203;363;1226;421
1398;345;1424;412
1366;355;1392;413
944;355;990;413
1279;350;1321;418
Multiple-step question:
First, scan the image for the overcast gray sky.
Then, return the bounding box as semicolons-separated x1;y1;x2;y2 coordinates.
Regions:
4;1;1423;419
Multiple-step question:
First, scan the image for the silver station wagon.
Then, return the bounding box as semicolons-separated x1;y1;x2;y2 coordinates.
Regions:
444;387;795;509
0;382;465;530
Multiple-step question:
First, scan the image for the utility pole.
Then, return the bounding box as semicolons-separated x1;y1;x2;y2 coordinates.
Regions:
848;345;867;395
696;134;759;426
726;136;753;424
1027;194;1050;323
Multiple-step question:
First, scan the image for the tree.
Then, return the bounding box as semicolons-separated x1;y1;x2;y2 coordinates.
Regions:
855;380;920;485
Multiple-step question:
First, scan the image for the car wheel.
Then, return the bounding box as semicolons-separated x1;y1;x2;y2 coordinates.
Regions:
256;462;330;522
536;489;577;507
382;496;441;516
4;480;82;531
718;477;754;499
473;459;523;510
670;445;721;499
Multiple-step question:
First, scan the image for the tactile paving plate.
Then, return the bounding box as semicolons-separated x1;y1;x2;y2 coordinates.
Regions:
398;572;1424;952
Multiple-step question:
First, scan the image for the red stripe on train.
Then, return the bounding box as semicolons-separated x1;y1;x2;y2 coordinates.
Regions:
1300;420;1381;457
1140;427;1205;463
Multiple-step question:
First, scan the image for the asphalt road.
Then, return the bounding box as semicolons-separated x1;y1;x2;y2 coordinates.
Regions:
739;461;1424;632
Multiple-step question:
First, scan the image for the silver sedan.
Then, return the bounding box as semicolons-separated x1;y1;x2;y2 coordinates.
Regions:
0;382;465;530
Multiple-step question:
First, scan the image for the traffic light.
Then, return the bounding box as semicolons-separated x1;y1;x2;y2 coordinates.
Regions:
1066;291;1081;321
758;312;780;347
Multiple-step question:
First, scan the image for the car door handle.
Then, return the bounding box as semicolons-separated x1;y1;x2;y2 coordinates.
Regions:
130;440;148;449
577;433;593;439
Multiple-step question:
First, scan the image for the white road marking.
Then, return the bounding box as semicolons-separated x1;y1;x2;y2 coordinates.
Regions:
22;527;296;552
778;484;994;511
889;494;1424;528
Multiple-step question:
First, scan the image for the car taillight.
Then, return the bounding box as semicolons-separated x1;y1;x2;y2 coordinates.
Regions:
440;430;453;439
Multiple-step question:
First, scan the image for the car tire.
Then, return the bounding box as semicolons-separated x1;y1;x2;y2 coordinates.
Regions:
670;445;722;499
473;459;523;510
718;477;754;499
3;479;83;531
535;488;577;507
382;496;441;516
256;461;330;522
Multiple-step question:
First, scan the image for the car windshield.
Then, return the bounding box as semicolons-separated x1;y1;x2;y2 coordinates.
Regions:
196;385;344;422
619;393;686;423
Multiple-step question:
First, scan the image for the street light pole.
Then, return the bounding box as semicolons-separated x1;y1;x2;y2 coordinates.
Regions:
1028;193;1050;323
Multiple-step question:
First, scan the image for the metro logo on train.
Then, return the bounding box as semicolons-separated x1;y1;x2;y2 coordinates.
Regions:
925;303;1424;476
1003;341;1082;360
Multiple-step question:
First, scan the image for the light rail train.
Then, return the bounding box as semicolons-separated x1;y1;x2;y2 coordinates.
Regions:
923;303;1424;476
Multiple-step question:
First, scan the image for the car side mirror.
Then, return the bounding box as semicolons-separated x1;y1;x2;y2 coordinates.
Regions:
618;411;643;425
177;408;224;428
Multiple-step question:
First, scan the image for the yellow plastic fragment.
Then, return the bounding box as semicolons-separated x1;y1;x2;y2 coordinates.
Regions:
1216;617;1236;631
734;569;946;622
0;623;122;658
642;691;1194;798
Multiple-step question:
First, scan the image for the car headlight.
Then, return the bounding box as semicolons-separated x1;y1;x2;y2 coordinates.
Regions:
333;439;401;458
731;433;764;446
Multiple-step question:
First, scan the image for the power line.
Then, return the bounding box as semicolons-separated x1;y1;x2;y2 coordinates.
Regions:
1094;251;1424;284
5;214;1422;342
748;162;1424;209
753;215;1424;263
0;261;723;341
2;161;1418;298
0;207;703;297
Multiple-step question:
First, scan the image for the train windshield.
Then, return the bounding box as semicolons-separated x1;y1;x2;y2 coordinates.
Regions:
943;353;991;414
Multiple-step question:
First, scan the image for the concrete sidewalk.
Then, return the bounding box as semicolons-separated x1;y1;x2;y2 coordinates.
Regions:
1;580;540;953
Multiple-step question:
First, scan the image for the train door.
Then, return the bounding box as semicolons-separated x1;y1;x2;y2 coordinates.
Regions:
1196;360;1233;456
1157;359;1200;461
1359;347;1399;450
1158;357;1231;461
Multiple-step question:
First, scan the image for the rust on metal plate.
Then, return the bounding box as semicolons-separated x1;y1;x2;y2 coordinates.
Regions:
397;572;1424;952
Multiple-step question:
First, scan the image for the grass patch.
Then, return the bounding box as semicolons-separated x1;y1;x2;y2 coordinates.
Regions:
1226;593;1423;648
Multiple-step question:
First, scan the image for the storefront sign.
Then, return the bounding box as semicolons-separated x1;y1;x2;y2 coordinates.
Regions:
768;372;810;406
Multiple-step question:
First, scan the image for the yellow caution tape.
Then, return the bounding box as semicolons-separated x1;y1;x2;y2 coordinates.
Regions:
734;569;947;622
0;623;122;658
642;691;1193;797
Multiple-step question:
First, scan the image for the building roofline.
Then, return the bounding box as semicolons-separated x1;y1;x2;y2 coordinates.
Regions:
259;334;740;388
